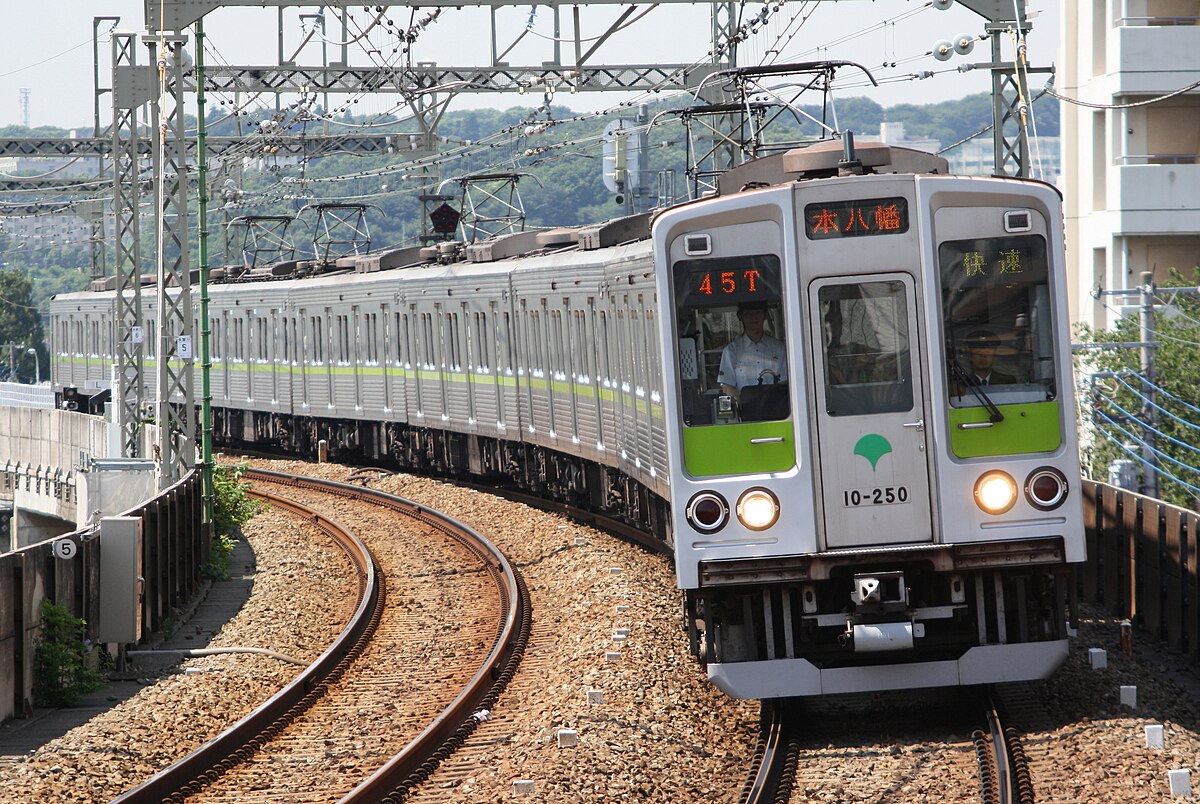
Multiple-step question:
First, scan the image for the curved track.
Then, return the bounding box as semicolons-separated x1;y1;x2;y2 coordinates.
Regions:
978;689;1035;804
113;469;531;804
739;700;797;804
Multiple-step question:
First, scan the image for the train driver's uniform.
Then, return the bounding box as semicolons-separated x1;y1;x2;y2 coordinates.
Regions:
718;303;787;397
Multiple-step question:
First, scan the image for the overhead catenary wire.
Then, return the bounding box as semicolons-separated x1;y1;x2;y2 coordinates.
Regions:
9;0;1036;233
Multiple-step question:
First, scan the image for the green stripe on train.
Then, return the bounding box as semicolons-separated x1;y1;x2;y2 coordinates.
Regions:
948;401;1062;458
683;420;795;477
58;356;662;419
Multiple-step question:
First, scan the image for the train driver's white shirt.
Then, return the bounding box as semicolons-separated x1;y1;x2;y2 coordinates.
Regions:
717;334;787;392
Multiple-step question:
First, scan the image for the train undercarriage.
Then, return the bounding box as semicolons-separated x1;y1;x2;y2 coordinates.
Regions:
211;406;672;547
687;555;1075;696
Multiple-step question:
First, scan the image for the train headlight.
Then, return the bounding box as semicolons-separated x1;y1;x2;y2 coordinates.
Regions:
1025;467;1068;510
974;471;1017;515
686;491;729;533
736;488;779;531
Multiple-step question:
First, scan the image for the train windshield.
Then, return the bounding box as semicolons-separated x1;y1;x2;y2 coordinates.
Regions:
939;235;1057;408
671;255;790;426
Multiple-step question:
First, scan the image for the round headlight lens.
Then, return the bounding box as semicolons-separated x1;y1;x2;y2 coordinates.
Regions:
1025;467;1068;510
686;492;729;533
736;488;780;530
974;470;1018;515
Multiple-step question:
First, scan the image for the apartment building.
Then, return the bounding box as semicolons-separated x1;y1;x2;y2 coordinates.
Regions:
1061;0;1200;327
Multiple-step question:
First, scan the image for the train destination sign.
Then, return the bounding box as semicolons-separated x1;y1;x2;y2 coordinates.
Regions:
804;196;909;240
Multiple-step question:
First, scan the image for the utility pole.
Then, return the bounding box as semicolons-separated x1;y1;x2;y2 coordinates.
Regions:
1138;272;1158;500
1;344;16;380
196;18;215;532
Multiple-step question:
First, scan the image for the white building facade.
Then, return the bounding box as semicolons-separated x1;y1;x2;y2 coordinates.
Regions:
1061;0;1200;327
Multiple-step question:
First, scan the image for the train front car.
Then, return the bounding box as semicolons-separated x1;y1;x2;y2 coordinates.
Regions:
653;142;1085;698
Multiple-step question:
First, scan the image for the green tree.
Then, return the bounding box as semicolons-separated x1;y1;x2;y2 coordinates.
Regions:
33;599;103;707
0;268;47;383
204;464;264;581
1075;268;1200;509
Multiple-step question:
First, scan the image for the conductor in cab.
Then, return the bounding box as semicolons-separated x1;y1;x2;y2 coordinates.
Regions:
718;301;787;399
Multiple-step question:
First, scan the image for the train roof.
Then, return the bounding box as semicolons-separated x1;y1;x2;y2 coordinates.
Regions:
66;141;956;300
715;139;950;195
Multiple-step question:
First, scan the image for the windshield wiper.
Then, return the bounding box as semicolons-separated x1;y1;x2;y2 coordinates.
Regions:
950;360;1004;423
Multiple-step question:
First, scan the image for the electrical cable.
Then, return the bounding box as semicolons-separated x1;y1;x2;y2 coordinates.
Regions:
1151;291;1200;329
1092;407;1200;481
1089;422;1200;500
522;4;659;43
1110;373;1200;433
0;157;88;180
782;2;932;61
1129;373;1200;421
0;294;46;311
1094;387;1200;452
1092;296;1200;349
1045;78;1200;110
0;36;98;79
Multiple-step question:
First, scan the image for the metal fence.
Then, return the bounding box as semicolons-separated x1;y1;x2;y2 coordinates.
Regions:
1080;480;1200;662
0;469;205;722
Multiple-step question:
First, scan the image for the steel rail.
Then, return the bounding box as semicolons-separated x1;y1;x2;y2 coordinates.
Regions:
979;688;1031;804
739;699;787;804
112;485;379;804
242;468;532;803
114;468;530;802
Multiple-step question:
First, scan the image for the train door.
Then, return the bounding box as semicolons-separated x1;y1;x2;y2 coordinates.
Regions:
808;274;933;548
220;311;231;401
271;311;280;405
587;305;606;451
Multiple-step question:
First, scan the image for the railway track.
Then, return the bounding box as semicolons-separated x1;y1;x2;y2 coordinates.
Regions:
741;687;1033;803
975;689;1035;804
739;700;798;804
112;469;531;804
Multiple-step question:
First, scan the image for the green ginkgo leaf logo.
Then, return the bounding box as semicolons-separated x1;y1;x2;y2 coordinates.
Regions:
853;434;893;470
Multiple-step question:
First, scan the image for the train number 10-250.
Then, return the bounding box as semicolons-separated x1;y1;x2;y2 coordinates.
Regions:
842;486;909;507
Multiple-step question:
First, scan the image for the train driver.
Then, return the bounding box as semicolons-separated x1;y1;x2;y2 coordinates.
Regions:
960;328;1017;387
718;301;787;398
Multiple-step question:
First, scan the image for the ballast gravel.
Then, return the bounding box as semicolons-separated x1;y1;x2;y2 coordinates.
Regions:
1;458;1198;803
0;504;356;803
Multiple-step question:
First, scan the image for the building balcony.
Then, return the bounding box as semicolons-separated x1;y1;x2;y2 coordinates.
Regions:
1110;162;1200;233
1111;23;1200;94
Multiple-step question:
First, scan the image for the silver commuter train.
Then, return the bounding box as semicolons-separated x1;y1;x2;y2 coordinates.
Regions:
656;141;1083;696
50;140;1084;698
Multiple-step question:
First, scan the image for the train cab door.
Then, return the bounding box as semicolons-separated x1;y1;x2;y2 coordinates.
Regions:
808;274;934;548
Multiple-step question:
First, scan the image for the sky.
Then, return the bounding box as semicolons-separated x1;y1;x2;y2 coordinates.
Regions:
0;0;1061;131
